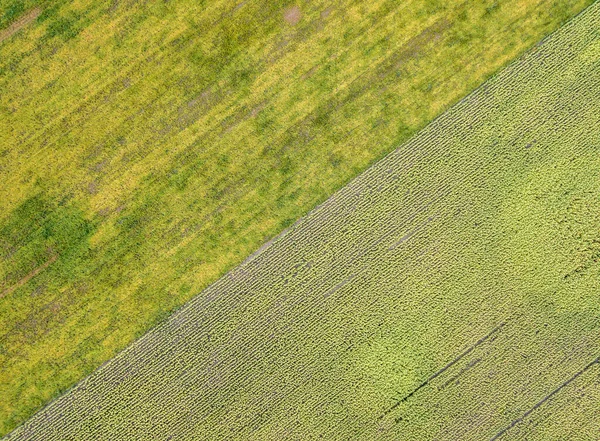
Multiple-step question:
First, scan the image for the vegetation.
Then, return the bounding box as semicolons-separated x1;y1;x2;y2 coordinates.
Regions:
0;0;595;437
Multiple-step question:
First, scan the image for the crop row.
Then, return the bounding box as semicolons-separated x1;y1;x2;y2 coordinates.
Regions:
5;1;600;440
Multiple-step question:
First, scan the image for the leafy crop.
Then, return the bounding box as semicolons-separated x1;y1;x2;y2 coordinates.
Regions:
4;1;600;439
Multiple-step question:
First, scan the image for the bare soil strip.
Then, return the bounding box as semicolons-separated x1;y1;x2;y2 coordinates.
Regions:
1;253;58;299
0;7;41;44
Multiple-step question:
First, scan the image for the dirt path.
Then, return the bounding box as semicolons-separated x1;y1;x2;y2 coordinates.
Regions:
1;253;57;299
0;7;41;44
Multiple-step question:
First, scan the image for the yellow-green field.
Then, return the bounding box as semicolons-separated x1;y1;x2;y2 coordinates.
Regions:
0;0;594;436
4;2;600;438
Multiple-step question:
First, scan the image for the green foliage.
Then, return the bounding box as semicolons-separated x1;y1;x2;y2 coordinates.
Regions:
0;194;94;292
0;3;25;29
45;15;77;40
0;0;595;437
5;6;600;436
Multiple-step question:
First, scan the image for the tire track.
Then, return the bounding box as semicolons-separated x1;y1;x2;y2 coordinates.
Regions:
489;356;600;441
378;321;507;420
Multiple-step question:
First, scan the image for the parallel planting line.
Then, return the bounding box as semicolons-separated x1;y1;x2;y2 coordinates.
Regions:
5;2;600;439
378;321;507;420
489;357;600;441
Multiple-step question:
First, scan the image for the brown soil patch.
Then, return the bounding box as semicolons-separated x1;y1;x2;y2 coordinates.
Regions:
0;7;42;44
391;17;452;70
1;253;58;299
97;207;111;217
301;65;319;80
87;181;99;194
284;6;302;26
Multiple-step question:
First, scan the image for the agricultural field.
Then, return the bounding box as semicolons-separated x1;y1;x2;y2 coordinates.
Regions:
4;1;600;439
1;0;594;435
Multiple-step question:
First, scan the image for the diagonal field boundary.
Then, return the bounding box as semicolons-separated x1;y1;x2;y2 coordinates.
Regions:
4;1;600;440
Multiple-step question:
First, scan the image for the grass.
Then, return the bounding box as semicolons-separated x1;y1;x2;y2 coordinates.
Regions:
5;2;600;438
0;0;595;436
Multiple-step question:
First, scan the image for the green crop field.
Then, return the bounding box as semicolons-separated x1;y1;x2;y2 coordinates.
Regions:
1;0;593;435
3;1;600;439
